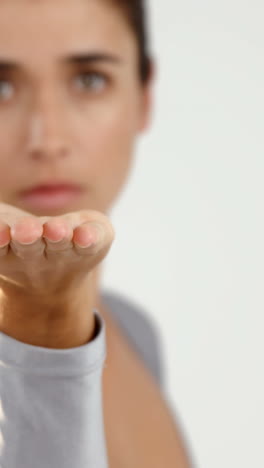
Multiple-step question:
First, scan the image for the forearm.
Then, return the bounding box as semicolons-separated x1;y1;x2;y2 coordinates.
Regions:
0;276;96;349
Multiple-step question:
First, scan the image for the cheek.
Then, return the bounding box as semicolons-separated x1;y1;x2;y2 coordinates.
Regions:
80;97;139;171
0;115;17;152
0;107;27;165
0;115;21;186
80;96;138;150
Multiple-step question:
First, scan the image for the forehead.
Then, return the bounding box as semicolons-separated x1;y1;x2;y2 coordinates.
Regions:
0;0;136;63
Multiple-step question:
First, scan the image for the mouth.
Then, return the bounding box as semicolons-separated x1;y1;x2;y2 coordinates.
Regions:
19;183;84;210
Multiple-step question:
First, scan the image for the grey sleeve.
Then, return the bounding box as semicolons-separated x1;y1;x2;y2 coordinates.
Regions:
0;310;108;468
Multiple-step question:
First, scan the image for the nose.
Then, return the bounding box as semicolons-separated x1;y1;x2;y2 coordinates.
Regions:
26;91;70;161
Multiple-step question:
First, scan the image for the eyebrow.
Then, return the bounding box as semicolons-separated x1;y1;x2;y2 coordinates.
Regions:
63;52;122;66
0;52;123;73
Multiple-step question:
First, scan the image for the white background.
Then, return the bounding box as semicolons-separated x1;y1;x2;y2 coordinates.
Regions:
102;1;264;467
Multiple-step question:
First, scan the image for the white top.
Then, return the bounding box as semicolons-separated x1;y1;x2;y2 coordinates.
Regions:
0;310;108;468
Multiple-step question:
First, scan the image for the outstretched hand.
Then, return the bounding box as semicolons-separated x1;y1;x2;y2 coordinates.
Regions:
0;202;115;298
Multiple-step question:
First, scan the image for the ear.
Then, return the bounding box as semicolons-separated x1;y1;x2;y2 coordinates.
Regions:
138;59;156;133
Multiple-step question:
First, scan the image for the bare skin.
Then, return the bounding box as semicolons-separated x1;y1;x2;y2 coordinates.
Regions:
0;202;115;348
0;0;192;465
0;202;192;466
101;302;192;468
0;202;114;296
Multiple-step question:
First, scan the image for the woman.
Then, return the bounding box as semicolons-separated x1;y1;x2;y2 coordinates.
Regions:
0;1;193;466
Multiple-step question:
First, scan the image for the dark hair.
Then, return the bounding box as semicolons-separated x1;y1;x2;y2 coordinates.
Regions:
108;0;151;84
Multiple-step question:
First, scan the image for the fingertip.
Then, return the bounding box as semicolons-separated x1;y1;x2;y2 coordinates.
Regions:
11;217;43;244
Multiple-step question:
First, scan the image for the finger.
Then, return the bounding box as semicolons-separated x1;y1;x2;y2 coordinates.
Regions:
73;222;110;256
42;218;73;253
10;217;45;259
73;223;99;255
58;210;115;253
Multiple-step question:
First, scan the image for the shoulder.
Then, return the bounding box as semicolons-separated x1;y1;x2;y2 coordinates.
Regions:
100;289;166;389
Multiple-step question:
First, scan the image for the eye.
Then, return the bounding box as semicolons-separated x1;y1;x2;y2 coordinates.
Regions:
73;72;109;93
0;80;14;101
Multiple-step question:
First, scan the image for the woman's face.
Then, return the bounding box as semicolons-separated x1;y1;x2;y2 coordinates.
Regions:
0;0;152;216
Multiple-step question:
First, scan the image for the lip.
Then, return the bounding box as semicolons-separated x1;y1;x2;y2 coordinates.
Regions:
19;184;84;210
21;182;83;192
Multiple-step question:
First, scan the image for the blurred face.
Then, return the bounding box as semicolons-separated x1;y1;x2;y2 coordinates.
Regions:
0;0;152;216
